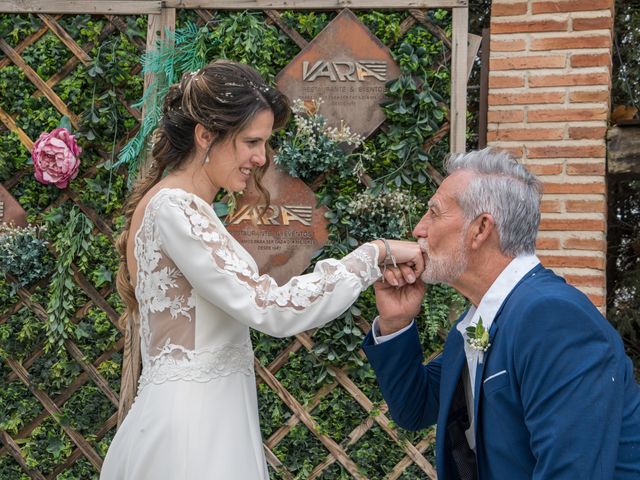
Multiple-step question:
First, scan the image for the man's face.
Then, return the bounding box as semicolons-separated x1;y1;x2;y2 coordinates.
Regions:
412;171;471;285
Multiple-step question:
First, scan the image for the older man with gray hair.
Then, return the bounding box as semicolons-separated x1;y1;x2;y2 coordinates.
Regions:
363;147;640;480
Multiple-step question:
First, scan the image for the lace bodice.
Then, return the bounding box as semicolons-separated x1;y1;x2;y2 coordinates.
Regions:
133;188;381;390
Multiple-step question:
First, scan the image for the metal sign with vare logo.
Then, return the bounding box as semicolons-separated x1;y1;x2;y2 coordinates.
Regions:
276;8;401;141
227;9;400;284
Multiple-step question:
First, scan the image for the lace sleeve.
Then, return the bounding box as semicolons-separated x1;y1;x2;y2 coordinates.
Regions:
153;190;381;337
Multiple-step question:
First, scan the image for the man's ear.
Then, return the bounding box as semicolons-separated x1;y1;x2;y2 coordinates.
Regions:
194;124;216;151
470;213;496;250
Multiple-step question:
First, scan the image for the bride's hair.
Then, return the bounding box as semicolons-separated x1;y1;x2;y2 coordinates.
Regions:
115;60;290;323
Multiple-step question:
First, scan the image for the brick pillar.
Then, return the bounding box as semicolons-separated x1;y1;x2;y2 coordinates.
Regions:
487;0;613;309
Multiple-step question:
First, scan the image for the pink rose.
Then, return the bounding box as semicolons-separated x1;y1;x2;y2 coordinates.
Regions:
32;127;82;189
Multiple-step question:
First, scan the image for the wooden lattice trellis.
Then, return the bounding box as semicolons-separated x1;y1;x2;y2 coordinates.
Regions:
0;2;469;478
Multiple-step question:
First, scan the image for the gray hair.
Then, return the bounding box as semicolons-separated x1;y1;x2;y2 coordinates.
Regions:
445;147;543;257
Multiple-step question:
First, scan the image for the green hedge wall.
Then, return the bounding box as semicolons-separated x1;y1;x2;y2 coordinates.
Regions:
0;10;463;479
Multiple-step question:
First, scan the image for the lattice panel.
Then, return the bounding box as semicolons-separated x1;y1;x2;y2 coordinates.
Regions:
0;8;459;479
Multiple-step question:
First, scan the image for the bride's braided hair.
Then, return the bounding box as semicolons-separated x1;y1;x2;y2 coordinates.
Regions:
115;60;290;327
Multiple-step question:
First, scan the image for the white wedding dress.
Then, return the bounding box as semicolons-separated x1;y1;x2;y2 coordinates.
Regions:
100;188;382;480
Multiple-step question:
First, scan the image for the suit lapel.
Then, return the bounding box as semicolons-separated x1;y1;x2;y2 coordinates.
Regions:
472;263;544;446
473;320;499;441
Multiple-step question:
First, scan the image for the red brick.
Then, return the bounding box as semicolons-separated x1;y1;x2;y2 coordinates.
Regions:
529;72;610;87
539;254;604;269
528;145;605;159
536;236;562;249
563;274;605;288
490;39;527;52
563;237;606;250
567;162;606;175
587;293;605;307
489;91;565;105
492;19;568;34
527;107;608;122
527;163;564;175
501;146;525;158
539;218;605;231
487;110;525;123
565;199;606;212
492;2;528;16
568;126;607;140
570;53;611;68
542;182;605;194
569;90;610;103
540;200;563;213
488;127;564;142
533;0;613;14
531;35;611;51
490;55;566;71
572;16;613;31
489;75;525;88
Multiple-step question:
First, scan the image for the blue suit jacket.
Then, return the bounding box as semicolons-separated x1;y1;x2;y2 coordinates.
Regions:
363;264;640;479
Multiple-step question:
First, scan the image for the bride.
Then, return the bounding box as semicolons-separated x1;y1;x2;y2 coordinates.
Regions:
100;60;424;479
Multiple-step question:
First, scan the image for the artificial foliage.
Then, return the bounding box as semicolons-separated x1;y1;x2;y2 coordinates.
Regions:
0;8;469;479
44;206;94;352
275;98;369;182
0;224;52;293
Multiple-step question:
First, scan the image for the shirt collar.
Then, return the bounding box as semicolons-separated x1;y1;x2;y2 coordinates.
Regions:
457;254;540;333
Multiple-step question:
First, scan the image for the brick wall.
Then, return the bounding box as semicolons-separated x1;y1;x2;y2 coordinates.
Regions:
487;0;613;308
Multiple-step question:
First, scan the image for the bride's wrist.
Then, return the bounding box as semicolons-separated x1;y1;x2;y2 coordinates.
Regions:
375;239;397;268
371;240;385;265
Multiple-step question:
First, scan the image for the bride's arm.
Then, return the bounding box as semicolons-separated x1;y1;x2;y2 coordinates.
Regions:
155;193;417;338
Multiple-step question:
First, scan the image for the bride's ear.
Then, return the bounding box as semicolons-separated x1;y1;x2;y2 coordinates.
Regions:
194;124;216;151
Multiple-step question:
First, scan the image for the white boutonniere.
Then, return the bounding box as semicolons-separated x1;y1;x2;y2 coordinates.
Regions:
466;317;491;362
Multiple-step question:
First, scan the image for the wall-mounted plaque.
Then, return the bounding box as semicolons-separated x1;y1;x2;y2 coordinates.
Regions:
0;183;27;227
276;8;401;141
226;165;328;285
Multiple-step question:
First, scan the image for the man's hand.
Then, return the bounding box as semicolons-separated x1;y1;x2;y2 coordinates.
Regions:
374;277;426;336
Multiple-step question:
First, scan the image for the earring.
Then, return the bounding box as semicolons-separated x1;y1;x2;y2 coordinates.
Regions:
204;154;210;164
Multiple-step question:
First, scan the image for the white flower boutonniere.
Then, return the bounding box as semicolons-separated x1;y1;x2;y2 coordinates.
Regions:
466;317;491;354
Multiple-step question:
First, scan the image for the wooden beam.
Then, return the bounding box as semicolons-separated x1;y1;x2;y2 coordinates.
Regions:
607;125;640;175
164;0;468;8
4;357;104;470
409;9;451;50
0;1;162;14
264;10;308;49
450;6;468;153
0;106;33;150
0;431;47;480
255;360;368;480
0;38;80;128
38;13;92;65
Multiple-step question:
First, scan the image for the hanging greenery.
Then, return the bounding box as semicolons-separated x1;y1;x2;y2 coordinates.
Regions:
45;207;94;352
112;22;210;180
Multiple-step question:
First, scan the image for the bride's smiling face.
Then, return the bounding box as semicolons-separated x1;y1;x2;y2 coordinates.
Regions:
205;109;274;193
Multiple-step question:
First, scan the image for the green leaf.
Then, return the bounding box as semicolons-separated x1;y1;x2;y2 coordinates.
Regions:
58;115;73;131
46;435;65;458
